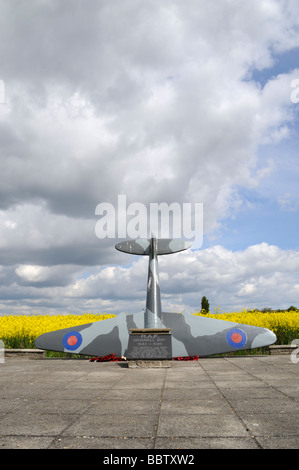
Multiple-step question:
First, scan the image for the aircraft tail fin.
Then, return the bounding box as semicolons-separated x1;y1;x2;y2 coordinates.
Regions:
115;238;192;256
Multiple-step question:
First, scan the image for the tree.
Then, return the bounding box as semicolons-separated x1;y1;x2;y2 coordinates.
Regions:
201;296;209;313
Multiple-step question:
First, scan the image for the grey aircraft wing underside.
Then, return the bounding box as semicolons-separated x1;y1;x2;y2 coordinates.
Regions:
35;310;276;357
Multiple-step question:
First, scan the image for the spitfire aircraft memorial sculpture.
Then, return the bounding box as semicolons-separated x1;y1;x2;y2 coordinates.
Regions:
35;237;277;358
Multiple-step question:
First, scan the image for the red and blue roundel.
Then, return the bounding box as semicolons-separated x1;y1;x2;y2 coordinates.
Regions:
63;331;83;351
226;328;247;348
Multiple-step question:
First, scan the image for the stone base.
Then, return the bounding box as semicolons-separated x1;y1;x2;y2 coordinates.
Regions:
126;329;172;361
4;349;46;358
269;345;297;355
129;328;171;334
127;360;172;368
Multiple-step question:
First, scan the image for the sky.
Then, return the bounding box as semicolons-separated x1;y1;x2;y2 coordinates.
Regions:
0;0;299;315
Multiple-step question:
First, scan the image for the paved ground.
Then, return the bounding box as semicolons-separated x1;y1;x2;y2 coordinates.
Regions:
0;355;298;449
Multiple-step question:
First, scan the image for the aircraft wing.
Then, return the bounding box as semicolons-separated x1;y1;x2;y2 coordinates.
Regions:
161;311;277;357
35;311;276;358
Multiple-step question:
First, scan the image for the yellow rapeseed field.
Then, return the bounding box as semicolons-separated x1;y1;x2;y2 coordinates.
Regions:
194;309;299;345
0;313;116;349
0;310;298;350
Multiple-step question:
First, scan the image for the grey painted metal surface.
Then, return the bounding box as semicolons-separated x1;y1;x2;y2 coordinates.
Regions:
145;237;162;329
115;237;192;329
35;237;277;357
35;309;277;357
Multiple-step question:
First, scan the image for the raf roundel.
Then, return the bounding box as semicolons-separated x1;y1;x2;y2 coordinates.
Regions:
226;328;247;349
62;331;83;351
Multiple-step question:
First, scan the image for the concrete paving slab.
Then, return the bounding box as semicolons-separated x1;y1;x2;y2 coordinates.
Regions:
157;413;249;438
219;386;285;400
0;436;54;449
85;399;159;415
47;388;106;400
0;356;298;449
162;387;222;400
212;379;265;388
228;397;298;414
240;412;299;437
19;398;92;415
154;436;260;449
160;398;232;415
50;436;155;449
63;413;158;438
164;379;214;389
274;386;299;399
255;436;299;449
0;411;77;436
101;389;162;401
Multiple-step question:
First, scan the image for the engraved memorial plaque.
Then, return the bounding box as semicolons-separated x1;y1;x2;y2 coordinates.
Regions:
126;329;172;359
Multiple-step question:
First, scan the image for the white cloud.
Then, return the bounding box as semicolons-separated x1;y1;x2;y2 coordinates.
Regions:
1;243;298;314
278;193;299;211
0;1;298;314
16;265;50;283
14;264;79;288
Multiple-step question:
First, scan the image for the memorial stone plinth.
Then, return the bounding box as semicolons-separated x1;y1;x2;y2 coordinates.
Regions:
126;328;172;361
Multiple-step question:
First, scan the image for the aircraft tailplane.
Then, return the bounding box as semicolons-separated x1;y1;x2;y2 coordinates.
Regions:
115;238;191;256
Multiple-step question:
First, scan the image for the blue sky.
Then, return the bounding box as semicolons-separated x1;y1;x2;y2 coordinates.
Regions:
209;138;299;251
210;48;299;252
251;47;299;86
